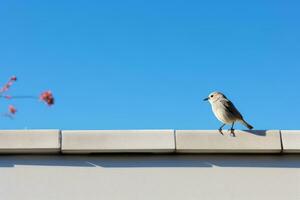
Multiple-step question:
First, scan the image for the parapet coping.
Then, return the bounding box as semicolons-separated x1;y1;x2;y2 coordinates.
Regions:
0;130;298;154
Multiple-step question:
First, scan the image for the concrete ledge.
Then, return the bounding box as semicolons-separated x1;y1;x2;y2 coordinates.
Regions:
175;130;282;153
0;130;60;153
281;130;300;153
1;129;300;154
61;130;175;154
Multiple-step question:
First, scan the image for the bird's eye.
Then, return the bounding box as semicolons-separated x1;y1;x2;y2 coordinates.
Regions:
210;95;214;98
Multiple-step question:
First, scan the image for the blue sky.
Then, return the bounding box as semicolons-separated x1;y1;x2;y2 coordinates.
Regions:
0;0;299;130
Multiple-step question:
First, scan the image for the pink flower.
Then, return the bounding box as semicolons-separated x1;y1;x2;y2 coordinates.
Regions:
8;105;17;115
10;76;17;81
40;91;55;106
0;76;17;93
4;95;12;99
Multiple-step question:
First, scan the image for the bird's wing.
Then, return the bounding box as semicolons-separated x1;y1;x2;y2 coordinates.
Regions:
220;99;243;119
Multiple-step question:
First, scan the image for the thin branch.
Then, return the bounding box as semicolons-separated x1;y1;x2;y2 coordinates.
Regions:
9;95;38;99
0;95;38;99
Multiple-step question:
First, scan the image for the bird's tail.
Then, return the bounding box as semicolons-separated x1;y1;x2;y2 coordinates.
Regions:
241;120;253;130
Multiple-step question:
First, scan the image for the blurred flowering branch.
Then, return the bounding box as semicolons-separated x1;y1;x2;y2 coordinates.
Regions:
0;76;55;118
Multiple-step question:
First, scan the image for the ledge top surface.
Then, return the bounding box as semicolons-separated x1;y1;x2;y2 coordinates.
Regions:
0;130;297;154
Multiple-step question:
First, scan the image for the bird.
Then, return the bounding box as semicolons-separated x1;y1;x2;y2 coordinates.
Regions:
204;91;253;135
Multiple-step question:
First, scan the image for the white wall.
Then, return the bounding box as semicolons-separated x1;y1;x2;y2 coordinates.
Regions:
0;155;299;200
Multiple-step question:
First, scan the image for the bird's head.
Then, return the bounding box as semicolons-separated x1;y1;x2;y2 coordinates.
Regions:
204;91;227;103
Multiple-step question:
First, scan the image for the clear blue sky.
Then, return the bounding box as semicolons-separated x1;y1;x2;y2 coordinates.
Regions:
0;0;299;130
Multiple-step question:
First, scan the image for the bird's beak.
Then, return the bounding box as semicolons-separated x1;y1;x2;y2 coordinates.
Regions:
203;97;209;101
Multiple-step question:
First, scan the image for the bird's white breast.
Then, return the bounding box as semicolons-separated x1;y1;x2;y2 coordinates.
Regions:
211;101;235;124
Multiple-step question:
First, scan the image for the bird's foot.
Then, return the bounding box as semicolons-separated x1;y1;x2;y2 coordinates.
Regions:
229;128;236;137
218;129;224;135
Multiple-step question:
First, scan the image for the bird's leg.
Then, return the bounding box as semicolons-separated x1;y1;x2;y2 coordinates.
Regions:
230;122;235;137
218;124;226;135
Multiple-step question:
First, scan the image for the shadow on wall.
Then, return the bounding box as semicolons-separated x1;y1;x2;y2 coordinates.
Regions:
0;154;299;168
